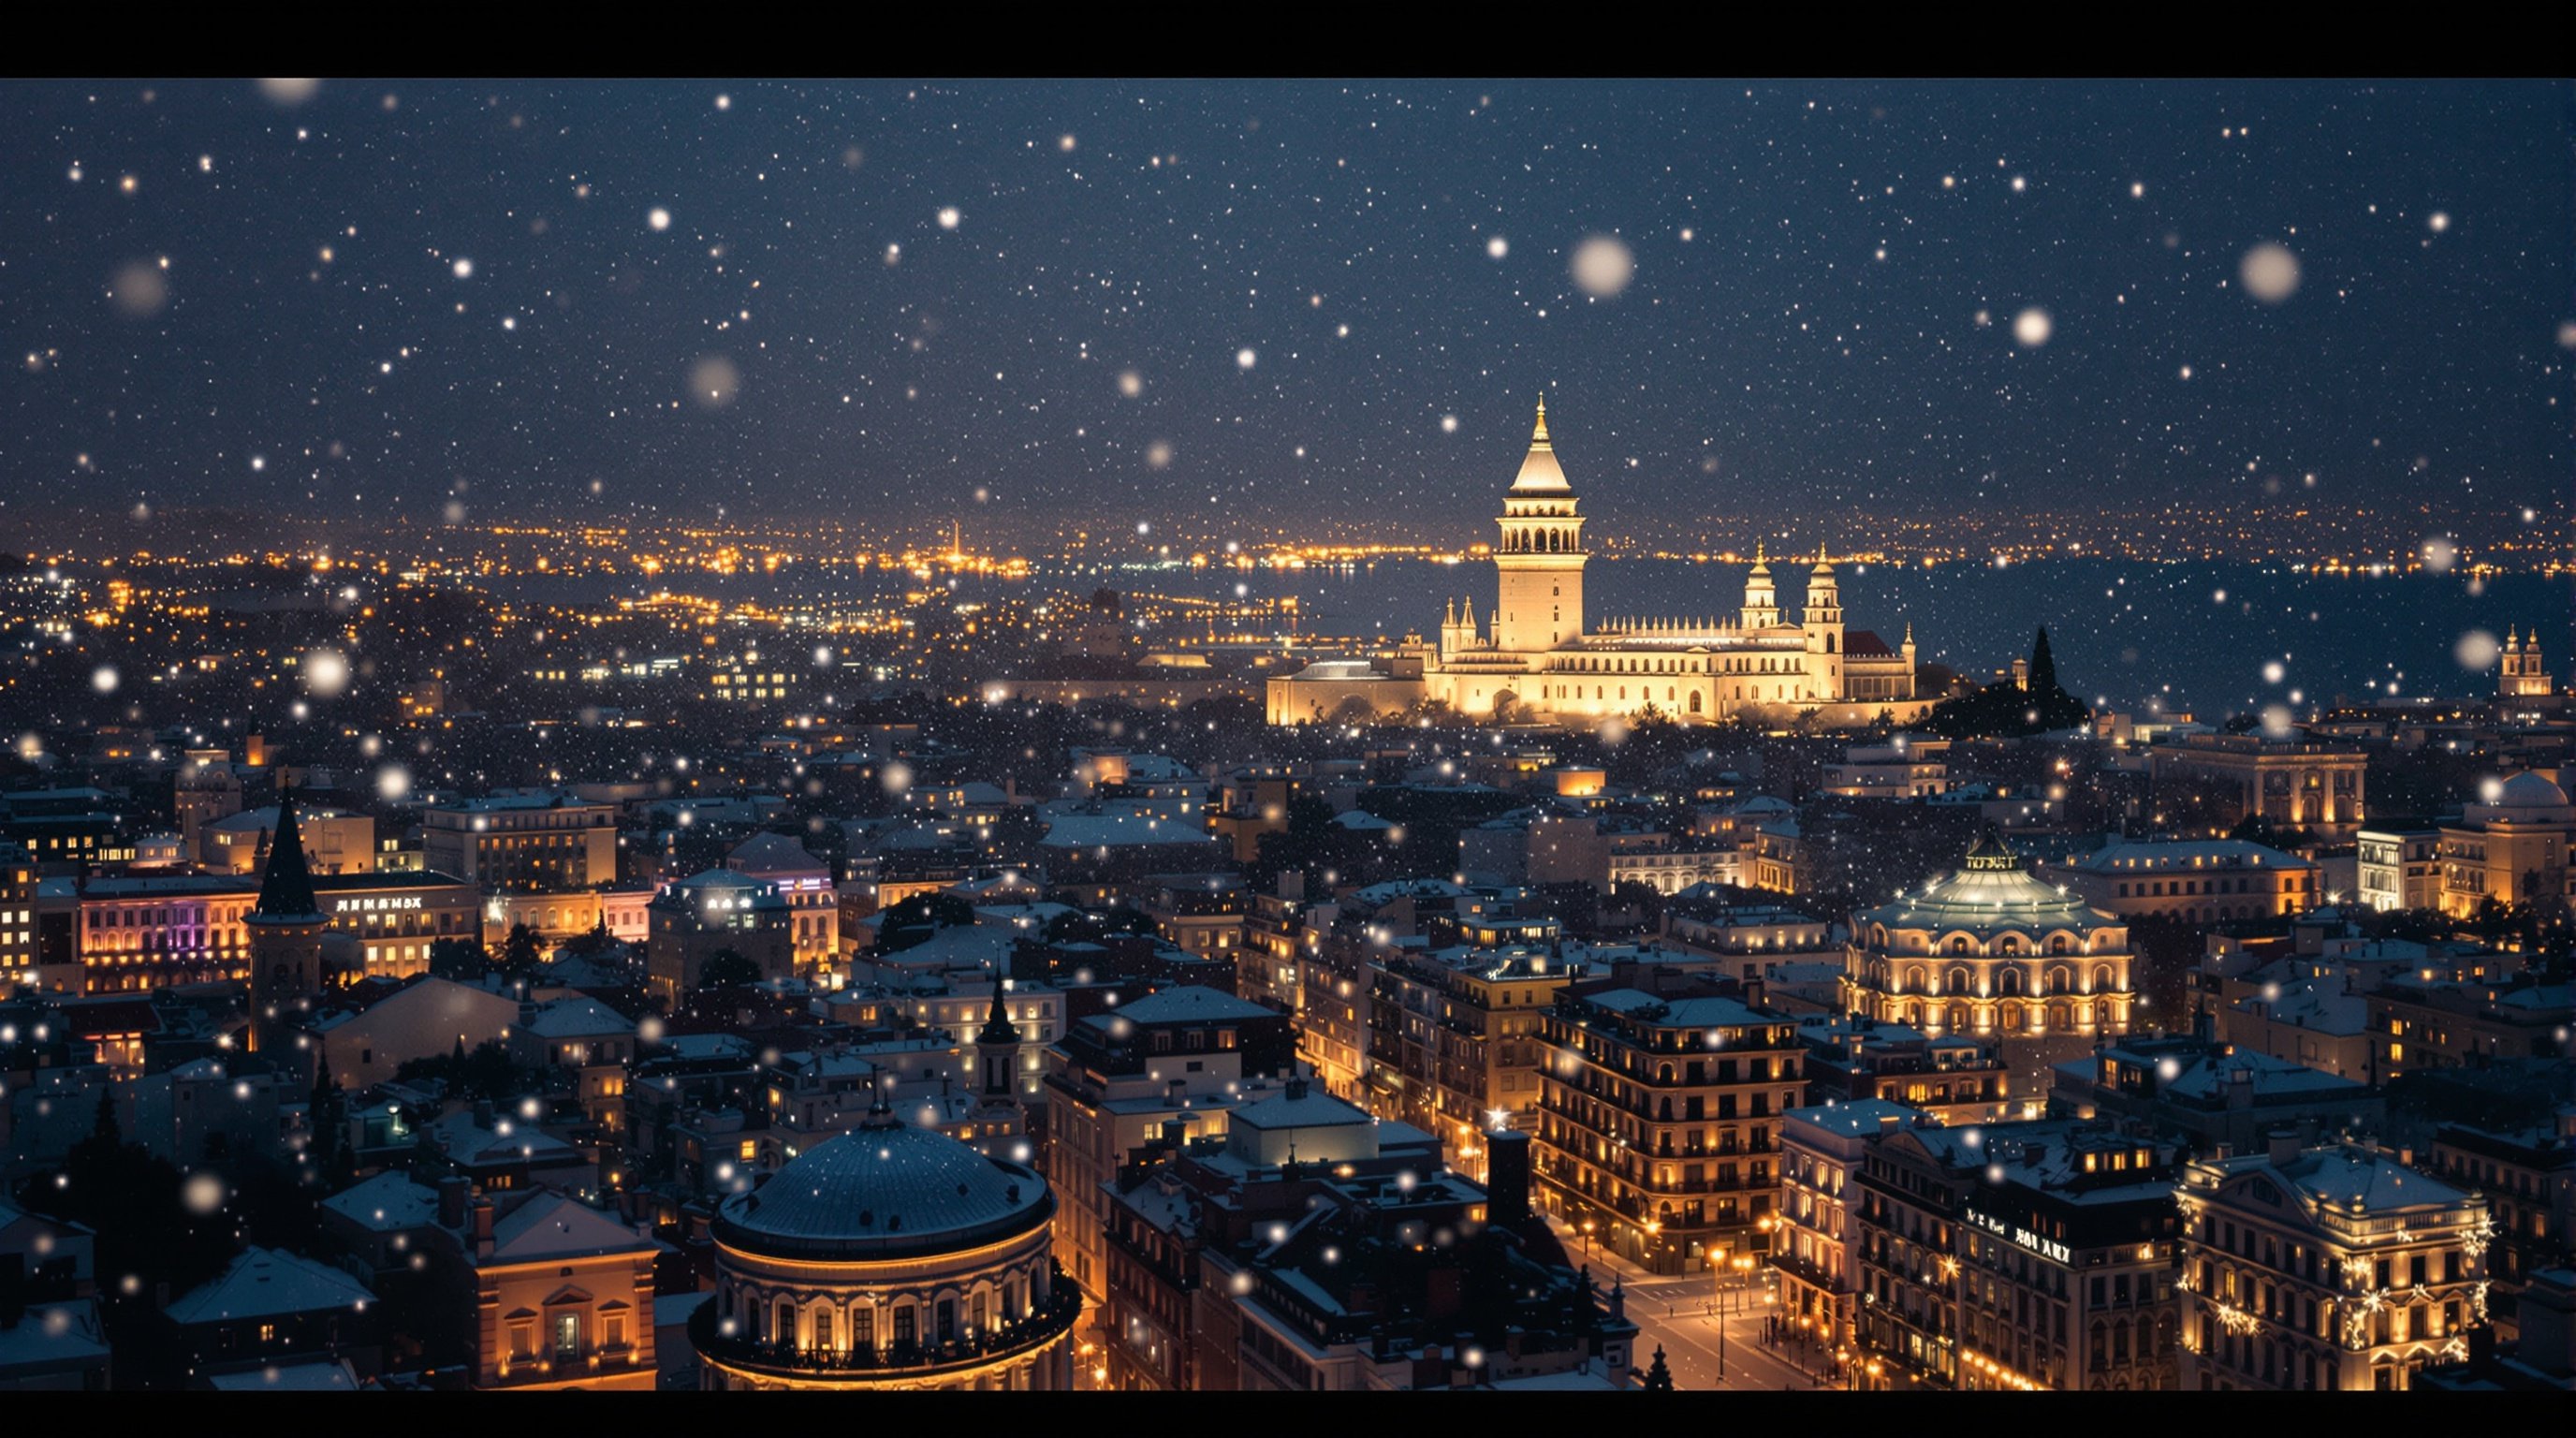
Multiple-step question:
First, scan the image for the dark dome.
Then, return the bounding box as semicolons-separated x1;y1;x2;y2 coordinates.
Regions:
713;1123;1049;1261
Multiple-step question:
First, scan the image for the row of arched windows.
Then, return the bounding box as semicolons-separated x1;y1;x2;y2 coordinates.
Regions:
1882;962;2119;997
723;1266;1041;1358
1500;526;1580;553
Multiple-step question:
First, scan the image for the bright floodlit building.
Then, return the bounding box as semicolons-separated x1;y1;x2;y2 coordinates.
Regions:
692;1100;1080;1390
1842;830;2138;1096
2176;1134;2493;1391
1271;397;1926;728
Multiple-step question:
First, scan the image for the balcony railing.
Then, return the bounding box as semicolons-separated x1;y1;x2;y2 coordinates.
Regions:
688;1280;1082;1382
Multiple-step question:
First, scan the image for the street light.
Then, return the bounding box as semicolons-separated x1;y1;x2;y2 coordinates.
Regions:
1581;1217;1596;1264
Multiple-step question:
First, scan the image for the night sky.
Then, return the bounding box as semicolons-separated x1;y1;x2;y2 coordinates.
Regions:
5;79;2568;544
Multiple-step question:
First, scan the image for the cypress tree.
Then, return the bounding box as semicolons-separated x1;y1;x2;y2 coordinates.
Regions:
2029;625;2059;697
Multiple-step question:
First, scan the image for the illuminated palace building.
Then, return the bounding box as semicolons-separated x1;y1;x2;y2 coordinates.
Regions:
692;1102;1081;1391
1841;832;2137;1094
1404;398;1926;727
63;869;481;993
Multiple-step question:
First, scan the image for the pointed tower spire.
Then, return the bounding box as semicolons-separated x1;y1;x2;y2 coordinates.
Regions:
978;961;1020;1053
253;782;321;920
1533;390;1549;443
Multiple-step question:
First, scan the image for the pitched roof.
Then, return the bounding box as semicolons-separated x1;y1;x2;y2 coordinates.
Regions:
483;1190;660;1267
164;1246;372;1325
319;1172;440;1233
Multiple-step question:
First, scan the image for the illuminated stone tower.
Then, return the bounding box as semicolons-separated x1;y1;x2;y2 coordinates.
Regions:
2501;627;2554;698
245;783;328;1068
1492;394;1586;653
1741;542;1780;629
1803;545;1846;699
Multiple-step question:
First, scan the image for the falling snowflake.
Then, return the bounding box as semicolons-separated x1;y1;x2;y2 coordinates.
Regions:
1570;235;1634;298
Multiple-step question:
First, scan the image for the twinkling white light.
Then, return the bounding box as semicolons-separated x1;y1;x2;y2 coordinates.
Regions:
882;761;914;795
2421;536;2458;572
2427;211;2451;233
1486;236;1509;259
2012;307;2052;347
1118;370;1143;398
649;207;671;231
257;79;319;106
1571;235;1634;298
451;257;473;279
91;666;118;694
2455;630;2500;670
1236;347;1257;370
937;207;960;229
182;1172;227;1215
376;764;411;801
2262;661;2286;684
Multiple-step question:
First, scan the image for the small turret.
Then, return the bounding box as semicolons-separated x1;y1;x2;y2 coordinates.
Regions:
1741;541;1779;629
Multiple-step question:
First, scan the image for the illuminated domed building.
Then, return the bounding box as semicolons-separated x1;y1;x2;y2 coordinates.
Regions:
1841;830;2136;1092
692;1094;1080;1390
2437;770;2576;918
1399;397;1927;728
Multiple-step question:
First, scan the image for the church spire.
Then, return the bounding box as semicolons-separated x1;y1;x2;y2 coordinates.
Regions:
978;962;1020;1053
252;782;322;920
1532;391;1549;443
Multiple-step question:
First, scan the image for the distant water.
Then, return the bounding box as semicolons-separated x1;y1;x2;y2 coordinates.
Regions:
483;558;2571;718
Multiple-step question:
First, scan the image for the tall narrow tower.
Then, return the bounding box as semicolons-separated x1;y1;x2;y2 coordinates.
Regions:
1741;542;1780;629
1803;545;1846;699
245;783;329;1071
971;963;1025;1154
1492;394;1587;653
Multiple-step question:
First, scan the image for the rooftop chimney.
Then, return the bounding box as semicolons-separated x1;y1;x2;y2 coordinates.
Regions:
436;1175;470;1230
2266;1127;2301;1168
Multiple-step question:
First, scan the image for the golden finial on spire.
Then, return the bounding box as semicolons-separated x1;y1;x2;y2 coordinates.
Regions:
1753;539;1766;565
1532;391;1550;444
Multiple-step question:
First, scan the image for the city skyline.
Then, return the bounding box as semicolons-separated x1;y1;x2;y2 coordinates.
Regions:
0;76;2569;1400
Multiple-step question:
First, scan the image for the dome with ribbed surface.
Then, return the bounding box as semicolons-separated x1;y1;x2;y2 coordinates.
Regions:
714;1123;1048;1261
1855;830;2117;937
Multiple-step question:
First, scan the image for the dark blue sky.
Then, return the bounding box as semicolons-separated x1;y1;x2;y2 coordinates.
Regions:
4;79;2567;544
